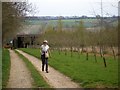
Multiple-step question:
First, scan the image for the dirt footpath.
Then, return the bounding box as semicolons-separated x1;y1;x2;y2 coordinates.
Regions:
7;50;33;88
16;49;80;88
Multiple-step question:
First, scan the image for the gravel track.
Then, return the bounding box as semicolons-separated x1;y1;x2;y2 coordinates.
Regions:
16;49;80;88
7;50;33;88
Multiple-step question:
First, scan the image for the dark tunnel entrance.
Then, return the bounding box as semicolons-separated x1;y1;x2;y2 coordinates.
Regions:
17;37;24;48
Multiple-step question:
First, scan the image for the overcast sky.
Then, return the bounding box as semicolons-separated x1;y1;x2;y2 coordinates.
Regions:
27;0;119;17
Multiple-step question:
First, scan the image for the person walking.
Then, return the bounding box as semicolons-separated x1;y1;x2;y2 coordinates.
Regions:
40;40;50;73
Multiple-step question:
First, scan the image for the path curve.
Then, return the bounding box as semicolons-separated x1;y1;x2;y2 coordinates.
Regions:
16;49;80;88
7;50;33;88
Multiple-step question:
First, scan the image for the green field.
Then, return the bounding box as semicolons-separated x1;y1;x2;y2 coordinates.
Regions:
25;18;118;28
25;19;98;28
19;48;118;88
2;49;11;88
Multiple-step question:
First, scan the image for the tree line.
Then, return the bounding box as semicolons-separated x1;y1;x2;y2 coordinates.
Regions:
36;18;118;48
34;17;118;63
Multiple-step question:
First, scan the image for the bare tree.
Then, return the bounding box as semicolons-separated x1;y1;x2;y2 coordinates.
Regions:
2;2;32;43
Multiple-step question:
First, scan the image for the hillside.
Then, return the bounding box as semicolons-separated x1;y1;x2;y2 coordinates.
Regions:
24;17;118;28
18;17;118;35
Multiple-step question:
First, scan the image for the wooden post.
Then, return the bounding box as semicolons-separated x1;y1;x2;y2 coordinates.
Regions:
65;48;67;56
86;52;88;60
94;53;97;63
86;47;88;60
103;56;107;67
71;46;73;57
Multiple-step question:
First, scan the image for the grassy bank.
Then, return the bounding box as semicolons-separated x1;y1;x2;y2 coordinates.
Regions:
15;50;50;88
2;49;11;88
19;48;118;88
0;48;2;89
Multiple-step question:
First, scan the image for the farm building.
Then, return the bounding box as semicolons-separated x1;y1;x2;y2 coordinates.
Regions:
12;34;40;48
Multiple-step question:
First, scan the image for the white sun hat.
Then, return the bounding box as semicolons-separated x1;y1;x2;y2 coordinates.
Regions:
43;40;48;43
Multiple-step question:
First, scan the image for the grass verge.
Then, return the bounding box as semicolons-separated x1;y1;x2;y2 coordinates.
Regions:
19;48;118;88
15;50;50;88
2;49;10;88
0;48;2;89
